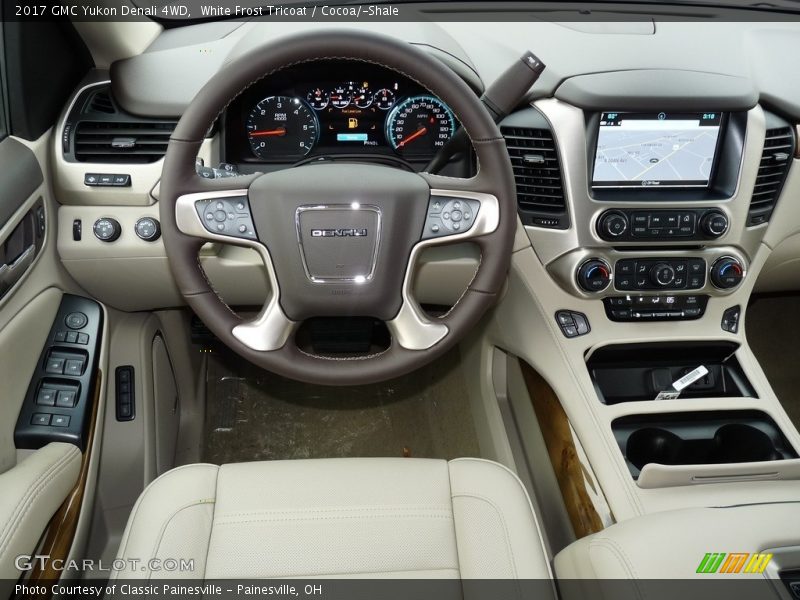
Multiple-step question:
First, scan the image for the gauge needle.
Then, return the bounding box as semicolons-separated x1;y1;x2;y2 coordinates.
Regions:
250;127;287;137
398;127;427;148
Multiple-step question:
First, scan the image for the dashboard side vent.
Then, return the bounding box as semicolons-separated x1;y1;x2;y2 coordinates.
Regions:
501;121;568;229
749;121;795;226
85;89;116;114
73;120;177;163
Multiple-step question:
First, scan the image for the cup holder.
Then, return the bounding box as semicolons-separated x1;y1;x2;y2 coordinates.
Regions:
709;423;783;463
625;422;785;471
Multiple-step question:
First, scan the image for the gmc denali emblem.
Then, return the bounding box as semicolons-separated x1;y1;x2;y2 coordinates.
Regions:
310;228;368;237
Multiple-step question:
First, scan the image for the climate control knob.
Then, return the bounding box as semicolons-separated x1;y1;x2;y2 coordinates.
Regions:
650;263;676;287
700;211;729;238
598;211;629;238
577;259;612;292
710;257;745;289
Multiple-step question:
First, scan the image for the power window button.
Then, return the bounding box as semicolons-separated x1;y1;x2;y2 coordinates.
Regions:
37;388;57;406
56;390;77;408
31;413;51;426
45;357;65;374
51;415;70;427
64;359;85;376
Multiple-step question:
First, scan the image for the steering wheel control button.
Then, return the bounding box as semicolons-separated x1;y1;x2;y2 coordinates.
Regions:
721;305;741;333
65;312;88;330
134;217;161;242
195;196;257;240
93;218;121;242
711;257;745;289
422;196;481;239
577;259;611;292
556;311;591;338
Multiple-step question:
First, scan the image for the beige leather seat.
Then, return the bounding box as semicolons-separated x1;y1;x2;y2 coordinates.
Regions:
112;457;553;580
555;502;800;580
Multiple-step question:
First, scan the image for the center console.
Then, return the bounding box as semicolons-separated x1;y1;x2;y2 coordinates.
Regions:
494;90;800;524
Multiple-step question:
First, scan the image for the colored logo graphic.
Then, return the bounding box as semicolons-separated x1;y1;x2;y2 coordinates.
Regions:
696;553;773;574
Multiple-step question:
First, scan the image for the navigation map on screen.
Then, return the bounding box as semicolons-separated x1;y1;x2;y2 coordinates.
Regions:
593;112;722;188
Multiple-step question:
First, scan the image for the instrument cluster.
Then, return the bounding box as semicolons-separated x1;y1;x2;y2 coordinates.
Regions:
224;62;458;165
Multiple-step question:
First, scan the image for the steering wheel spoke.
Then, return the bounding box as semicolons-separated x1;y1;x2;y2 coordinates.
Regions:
175;188;296;352
175;189;258;244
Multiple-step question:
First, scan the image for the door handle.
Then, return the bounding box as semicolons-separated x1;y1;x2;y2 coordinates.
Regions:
0;243;36;290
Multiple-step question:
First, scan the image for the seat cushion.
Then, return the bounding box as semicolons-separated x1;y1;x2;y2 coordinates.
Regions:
112;457;551;580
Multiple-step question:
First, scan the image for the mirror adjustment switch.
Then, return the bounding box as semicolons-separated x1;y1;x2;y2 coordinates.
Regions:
65;312;88;329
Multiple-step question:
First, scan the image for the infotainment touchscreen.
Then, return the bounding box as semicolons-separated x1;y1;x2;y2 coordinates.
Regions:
592;112;723;188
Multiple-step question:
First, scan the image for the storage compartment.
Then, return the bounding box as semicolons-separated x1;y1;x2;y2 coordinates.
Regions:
587;341;756;404
613;410;798;479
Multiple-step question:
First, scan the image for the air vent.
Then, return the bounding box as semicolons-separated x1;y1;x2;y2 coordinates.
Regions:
501;125;568;229
85;90;116;114
73;121;176;163
749;124;795;226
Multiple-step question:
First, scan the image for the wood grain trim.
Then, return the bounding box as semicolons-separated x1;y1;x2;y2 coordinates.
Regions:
520;360;604;538
27;371;102;585
796;125;800;159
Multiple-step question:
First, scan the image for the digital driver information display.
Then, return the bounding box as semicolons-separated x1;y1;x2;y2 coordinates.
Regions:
592;112;722;188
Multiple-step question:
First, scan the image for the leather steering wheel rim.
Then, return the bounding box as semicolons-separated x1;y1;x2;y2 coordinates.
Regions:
159;29;516;386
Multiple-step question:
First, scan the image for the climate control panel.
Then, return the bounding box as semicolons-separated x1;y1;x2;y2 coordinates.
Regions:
596;209;729;242
614;258;706;292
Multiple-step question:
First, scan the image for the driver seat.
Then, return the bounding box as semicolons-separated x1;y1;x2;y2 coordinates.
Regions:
111;457;552;580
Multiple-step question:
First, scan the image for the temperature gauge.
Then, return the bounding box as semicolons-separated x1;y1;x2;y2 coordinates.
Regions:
306;88;329;110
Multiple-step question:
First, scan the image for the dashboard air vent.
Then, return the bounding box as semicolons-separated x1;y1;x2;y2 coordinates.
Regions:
85;90;116;114
73;121;177;163
749;122;795;226
501;122;568;229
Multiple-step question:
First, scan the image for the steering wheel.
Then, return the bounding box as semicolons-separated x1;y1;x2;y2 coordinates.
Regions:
159;30;516;386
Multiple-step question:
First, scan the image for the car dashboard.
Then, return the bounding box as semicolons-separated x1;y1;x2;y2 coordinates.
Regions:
223;61;465;174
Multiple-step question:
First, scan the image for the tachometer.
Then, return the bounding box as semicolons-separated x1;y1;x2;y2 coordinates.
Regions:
386;95;455;157
246;96;319;159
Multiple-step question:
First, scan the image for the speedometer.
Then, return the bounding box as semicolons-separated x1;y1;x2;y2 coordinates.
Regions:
386;95;455;157
246;96;319;160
